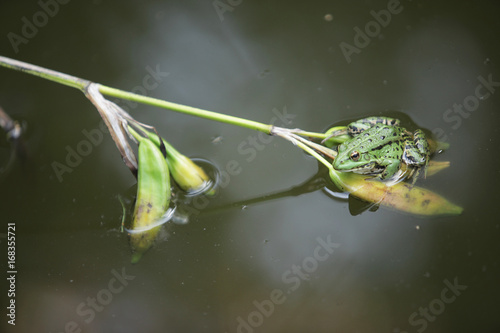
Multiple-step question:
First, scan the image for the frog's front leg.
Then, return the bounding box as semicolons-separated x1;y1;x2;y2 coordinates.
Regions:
377;158;402;180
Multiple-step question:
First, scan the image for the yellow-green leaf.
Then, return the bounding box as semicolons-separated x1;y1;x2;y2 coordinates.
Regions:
329;169;462;217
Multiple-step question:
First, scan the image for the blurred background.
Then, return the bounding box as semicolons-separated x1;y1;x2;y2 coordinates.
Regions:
1;0;499;332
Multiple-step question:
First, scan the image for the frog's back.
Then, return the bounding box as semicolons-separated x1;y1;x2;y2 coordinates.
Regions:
346;124;404;152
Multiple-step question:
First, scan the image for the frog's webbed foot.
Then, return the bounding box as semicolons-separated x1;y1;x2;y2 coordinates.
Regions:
385;168;413;186
410;162;428;185
364;167;413;186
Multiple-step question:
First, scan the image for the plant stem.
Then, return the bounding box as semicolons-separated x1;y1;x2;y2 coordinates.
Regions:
98;85;272;134
1;56;329;139
0;55;89;90
273;131;332;170
289;140;343;186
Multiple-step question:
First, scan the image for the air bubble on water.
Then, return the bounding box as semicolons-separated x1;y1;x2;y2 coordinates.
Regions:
484;57;491;65
423;272;430;278
382;80;388;86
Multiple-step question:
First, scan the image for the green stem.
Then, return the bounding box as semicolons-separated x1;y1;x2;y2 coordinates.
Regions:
295;140;343;186
0;55;328;138
127;125;145;143
275;132;342;186
292;130;328;140
275;133;332;171
0;55;89;90
99;85;272;134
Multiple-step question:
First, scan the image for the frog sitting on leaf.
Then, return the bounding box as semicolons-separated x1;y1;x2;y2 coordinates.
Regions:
324;116;430;185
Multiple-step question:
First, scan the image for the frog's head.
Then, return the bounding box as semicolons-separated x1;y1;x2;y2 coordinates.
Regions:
333;143;379;174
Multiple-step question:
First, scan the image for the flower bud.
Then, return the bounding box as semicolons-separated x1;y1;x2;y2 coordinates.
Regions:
166;149;210;193
138;128;212;194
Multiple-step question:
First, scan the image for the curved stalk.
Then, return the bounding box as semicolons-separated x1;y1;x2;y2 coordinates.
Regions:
0;55;89;90
0;56;328;138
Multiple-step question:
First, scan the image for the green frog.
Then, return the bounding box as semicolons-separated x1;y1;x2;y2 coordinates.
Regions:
331;117;430;183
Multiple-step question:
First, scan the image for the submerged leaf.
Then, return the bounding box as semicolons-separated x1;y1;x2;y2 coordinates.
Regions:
426;160;450;177
329;169;462;217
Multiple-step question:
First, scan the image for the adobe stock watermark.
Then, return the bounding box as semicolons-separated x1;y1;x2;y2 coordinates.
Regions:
235;235;340;333
213;0;243;22
175;106;296;219
339;0;405;64
399;276;467;333
51;64;169;182
56;267;135;333
7;0;71;54
433;73;499;142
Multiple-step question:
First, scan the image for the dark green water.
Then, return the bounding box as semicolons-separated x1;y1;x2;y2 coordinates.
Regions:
1;1;500;332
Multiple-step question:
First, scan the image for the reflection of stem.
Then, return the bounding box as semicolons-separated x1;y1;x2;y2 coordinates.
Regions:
203;170;329;215
0;144;17;177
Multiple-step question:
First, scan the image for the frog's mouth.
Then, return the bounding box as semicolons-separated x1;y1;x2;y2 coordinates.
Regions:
346;163;384;176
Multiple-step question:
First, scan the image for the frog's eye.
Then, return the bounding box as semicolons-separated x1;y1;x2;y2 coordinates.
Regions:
350;151;360;161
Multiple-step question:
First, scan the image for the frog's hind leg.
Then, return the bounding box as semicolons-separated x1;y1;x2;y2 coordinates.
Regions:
413;130;430;159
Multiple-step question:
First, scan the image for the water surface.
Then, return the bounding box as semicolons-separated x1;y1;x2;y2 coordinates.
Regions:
1;1;500;332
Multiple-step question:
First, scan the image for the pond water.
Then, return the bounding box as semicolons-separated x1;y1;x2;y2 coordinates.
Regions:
1;1;500;332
